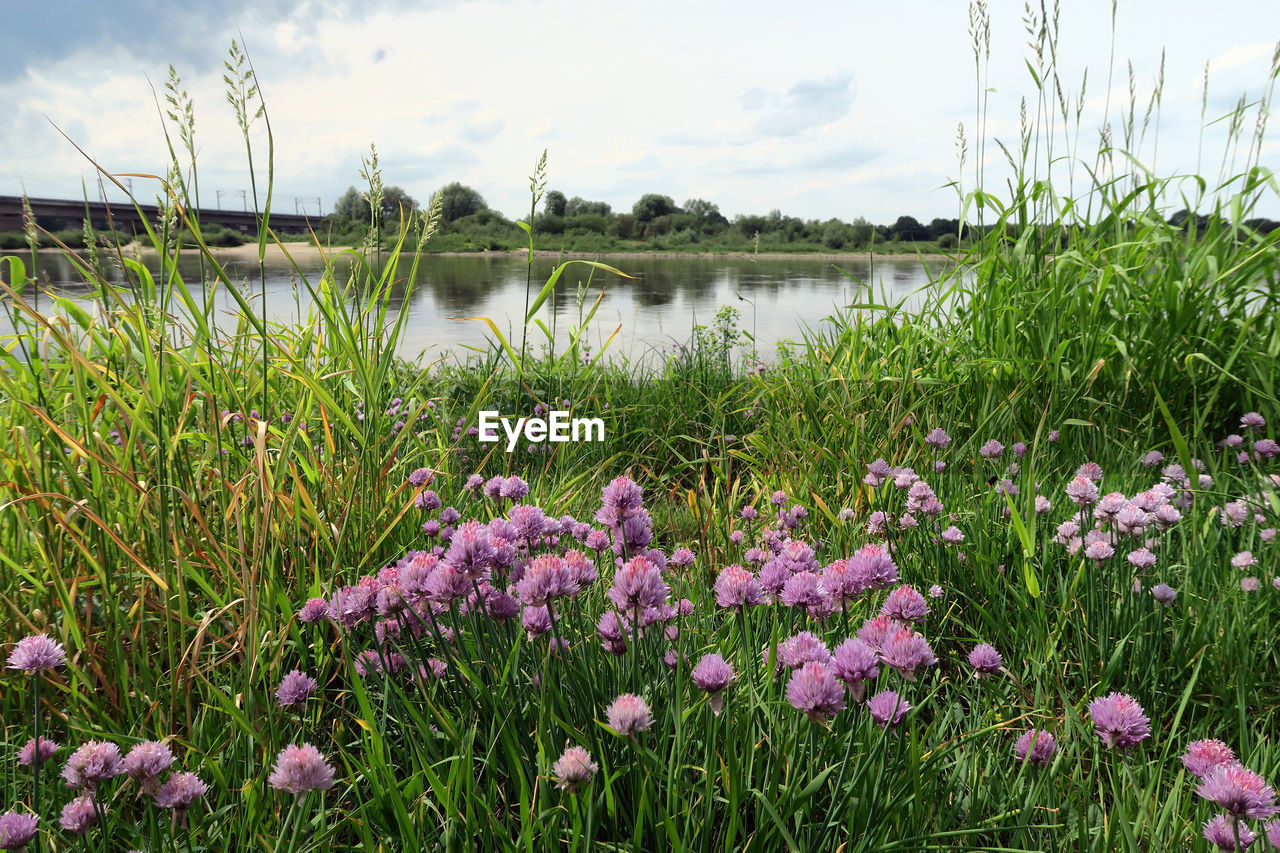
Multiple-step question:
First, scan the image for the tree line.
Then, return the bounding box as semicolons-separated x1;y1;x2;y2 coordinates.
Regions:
327;183;973;252
317;183;1280;254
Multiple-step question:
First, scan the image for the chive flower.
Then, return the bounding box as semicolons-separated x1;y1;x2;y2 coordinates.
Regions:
867;690;911;728
276;670;319;709
714;565;763;609
881;585;929;623
59;796;99;834
1196;762;1279;819
1014;730;1057;766
831;638;879;701
268;744;336;795
123;741;175;796
551;746;598;792
1182;739;1236;780
6;634;66;673
785;661;846;722
153;771;209;821
0;812;38;849
691;653;736;715
1150;584;1177;606
1086;692;1150;750
62;740;124;793
968;643;1002;676
1202;815;1254;850
605;694;653;737
16;737;59;767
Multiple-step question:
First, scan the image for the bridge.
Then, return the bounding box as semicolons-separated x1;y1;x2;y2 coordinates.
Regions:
0;195;318;236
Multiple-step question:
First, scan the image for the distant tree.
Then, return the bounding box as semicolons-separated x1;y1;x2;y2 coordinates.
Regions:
330;185;418;225
683;198;718;219
611;214;637;239
437;182;488;222
566;196;612;217
332;187;364;221
822;219;848;249
928;217;960;241
544;190;567;217
848;217;875;248
734;214;767;237
632;193;678;224
379;186;419;224
891;215;928;241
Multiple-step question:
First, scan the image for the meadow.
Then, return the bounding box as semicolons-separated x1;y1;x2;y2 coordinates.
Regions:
3;10;1280;852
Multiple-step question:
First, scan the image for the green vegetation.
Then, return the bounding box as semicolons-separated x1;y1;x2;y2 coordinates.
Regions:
2;12;1280;853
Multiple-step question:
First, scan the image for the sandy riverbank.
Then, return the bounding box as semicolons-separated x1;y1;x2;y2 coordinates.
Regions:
90;243;954;264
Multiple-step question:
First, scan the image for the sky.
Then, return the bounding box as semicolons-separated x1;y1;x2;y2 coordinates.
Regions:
2;0;1278;225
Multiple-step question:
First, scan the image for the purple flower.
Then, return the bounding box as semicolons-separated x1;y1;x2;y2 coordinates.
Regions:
1203;814;1254;850
606;693;652;736
59;796;99;834
1084;541;1114;563
924;428;951;449
713;565;763;609
880;628;938;681
6;633;66;673
515;554;578;607
297;598;330;623
978;439;1004;459
153;771;209;817
1182;739;1236;780
692;653;735;714
0;812;38;849
499;476;530;500
1267;820;1280;849
268;743;336;795
552;745;597;792
123;741;175;795
1142;450;1165;467
62;740;124;792
881;585;929;623
1150;584;1177;606
1242;577;1261;592
785;661;846;722
1014;730;1057;766
940;526;964;545
856;615;899;652
1197;762;1279;819
928;584;944;599
16;736;59;767
968;643;1002;675
846;544;900;592
775;632;832;670
866;690;911;728
779;572;826;615
1242;411;1267;432
464;473;485;492
407;467;433;487
740;505;758;520
669;547;696;568
1065;477;1100;507
1087;692;1150;750
831;638;879;701
276;670;319;709
607;556;669;612
1127;548;1157;569
596;476;644;528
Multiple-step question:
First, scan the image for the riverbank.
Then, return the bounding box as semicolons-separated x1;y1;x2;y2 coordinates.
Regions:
90;241;954;264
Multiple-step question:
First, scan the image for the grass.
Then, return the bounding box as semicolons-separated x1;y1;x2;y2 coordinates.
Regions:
2;10;1280;852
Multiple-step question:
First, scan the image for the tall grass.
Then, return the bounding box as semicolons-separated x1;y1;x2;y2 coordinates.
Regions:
1;14;1279;852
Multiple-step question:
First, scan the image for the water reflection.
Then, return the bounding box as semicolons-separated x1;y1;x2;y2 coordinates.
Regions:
3;252;954;361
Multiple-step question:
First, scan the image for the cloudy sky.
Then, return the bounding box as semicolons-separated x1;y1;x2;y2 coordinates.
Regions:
2;0;1277;224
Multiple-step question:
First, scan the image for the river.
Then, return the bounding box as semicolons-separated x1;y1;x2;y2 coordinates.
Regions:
1;251;956;363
